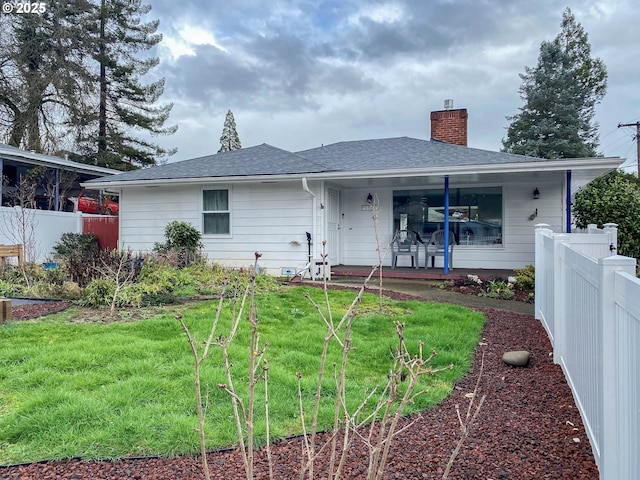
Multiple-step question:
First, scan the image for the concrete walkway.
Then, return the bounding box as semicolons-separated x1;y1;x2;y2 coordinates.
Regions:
330;278;535;316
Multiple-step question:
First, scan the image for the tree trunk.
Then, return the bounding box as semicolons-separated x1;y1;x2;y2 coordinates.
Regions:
98;0;108;158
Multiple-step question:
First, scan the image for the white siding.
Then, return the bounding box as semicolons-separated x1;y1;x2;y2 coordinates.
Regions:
119;182;321;275
119;172;567;272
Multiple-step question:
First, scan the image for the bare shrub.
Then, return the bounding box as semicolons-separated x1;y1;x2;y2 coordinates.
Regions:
92;249;140;316
177;253;261;480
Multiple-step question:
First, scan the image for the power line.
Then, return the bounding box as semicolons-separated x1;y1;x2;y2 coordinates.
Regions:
617;121;640;174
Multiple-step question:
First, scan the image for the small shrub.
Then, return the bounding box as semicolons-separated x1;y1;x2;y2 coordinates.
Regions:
138;260;185;291
119;282;176;307
52;233;100;287
79;278;115;308
164;221;203;251
29;282;61;299
153;221;203;267
514;265;535;291
452;275;482;288
1;264;38;285
0;278;26;297
61;281;82;300
41;265;67;286
94;249;143;283
480;279;515;300
182;261;225;282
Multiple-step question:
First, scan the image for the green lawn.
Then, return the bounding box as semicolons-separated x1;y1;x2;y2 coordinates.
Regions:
0;286;485;464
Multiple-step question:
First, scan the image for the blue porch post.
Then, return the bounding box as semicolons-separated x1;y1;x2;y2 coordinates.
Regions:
565;170;572;233
443;176;450;274
54;168;60;211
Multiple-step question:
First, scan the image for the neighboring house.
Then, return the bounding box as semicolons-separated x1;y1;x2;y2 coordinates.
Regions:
83;107;623;274
0;143;119;211
0;144;121;263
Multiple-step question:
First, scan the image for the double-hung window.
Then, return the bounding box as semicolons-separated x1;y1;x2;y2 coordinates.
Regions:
203;189;230;235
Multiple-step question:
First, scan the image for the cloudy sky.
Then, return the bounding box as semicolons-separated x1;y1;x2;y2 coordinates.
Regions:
143;0;639;172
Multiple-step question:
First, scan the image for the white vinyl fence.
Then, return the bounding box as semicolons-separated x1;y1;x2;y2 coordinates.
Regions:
0;206;83;264
535;223;639;480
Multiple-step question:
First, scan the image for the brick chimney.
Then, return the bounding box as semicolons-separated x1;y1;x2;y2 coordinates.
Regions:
430;100;468;146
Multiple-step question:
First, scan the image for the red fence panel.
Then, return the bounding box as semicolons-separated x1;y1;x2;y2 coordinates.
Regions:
82;215;119;250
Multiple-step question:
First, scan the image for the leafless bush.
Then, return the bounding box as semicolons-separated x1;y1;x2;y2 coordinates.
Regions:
177;254;260;480
180;229;484;479
42;168;76;211
92;249;140;316
442;350;486;480
0;172;41;283
297;243;452;480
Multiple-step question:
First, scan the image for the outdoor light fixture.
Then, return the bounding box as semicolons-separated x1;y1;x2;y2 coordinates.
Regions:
533;188;540;200
362;193;379;211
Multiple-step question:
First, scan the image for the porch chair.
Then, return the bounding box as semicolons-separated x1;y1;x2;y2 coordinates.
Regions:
391;230;421;269
425;230;455;270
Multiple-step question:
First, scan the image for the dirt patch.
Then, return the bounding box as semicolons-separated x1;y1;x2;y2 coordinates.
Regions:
9;301;72;321
10;300;204;324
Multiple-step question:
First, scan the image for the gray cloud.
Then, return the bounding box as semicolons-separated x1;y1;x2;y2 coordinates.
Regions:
143;0;640;167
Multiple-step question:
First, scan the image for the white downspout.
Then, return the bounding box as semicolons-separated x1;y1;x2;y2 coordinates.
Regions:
302;177;317;275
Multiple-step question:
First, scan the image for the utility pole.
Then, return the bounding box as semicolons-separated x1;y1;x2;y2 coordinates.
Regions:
618;121;640;175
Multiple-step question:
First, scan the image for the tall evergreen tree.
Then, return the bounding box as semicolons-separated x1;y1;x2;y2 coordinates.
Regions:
218;110;242;153
502;8;607;159
0;1;94;153
81;0;177;170
0;0;176;169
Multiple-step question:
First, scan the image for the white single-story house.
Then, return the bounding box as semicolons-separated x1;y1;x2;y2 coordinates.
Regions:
83;107;623;275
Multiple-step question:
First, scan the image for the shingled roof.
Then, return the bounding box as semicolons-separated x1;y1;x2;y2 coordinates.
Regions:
297;137;544;171
85;143;331;184
84;136;620;186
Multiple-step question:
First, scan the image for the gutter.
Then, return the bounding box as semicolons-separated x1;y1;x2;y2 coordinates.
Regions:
302;177;317;276
81;157;624;190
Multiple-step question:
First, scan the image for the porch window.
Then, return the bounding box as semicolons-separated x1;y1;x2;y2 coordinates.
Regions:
203;189;230;235
393;187;502;246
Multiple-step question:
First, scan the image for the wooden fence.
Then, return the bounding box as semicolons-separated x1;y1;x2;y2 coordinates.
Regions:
0;244;23;269
82;215;119;250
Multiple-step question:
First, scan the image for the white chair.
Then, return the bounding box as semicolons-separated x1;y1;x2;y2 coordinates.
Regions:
391;230;420;269
425;230;455;270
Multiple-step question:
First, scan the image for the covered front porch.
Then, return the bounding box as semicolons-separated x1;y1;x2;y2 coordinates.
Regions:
322;169;566;274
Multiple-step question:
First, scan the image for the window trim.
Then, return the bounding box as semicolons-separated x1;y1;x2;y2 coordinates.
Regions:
202;187;232;237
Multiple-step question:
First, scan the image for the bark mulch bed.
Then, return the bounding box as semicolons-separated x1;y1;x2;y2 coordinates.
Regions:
1;295;598;479
8;301;72;322
436;277;535;304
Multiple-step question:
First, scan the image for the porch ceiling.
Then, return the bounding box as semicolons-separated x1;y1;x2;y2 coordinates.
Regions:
325;170;562;189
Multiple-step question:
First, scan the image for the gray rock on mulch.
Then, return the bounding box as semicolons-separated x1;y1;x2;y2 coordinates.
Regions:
502;350;531;367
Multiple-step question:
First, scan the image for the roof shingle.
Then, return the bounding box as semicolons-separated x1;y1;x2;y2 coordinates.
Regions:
85;136;604;185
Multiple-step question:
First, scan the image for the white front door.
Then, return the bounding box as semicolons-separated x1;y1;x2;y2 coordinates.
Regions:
326;188;340;265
